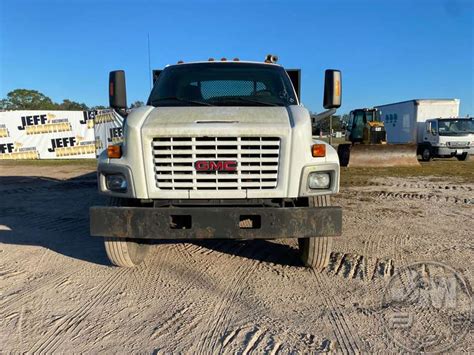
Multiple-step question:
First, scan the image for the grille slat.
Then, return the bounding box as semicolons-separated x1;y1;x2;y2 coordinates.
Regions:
157;173;278;180
154;157;279;163
155;149;276;155
152;136;280;191
152;140;277;147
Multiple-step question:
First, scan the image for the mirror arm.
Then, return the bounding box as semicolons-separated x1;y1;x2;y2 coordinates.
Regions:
114;108;128;119
312;108;337;123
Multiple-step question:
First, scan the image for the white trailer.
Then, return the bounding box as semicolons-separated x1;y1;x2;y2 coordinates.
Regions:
375;99;473;161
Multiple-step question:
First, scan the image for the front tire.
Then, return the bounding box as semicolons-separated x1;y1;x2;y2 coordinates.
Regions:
298;195;333;270
421;146;432;161
456;152;469;161
104;198;150;267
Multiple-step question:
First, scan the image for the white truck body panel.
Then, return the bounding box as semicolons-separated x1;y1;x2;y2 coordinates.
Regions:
375;99;460;144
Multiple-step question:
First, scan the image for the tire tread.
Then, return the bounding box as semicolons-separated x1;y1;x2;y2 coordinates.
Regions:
103;198;149;267
298;195;333;270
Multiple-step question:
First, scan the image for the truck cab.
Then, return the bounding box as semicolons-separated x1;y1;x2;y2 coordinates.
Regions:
421;117;473;161
90;57;343;269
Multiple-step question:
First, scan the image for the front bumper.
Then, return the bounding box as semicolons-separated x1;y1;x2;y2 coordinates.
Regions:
433;146;473;156
90;206;342;240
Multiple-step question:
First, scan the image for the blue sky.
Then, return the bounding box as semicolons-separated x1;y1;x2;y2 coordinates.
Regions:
0;0;472;115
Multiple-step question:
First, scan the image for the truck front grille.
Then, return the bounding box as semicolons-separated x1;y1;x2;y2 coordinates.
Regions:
447;141;469;148
152;136;280;190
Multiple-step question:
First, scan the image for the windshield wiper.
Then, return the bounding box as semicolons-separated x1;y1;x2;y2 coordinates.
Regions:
209;97;280;107
153;97;213;106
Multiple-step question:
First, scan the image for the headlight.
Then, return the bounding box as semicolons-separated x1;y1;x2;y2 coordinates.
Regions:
106;174;127;192
308;172;331;189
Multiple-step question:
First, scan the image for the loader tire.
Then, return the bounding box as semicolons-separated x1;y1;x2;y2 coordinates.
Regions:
337;144;351;167
456;153;469;161
104;198;150;267
298;195;333;270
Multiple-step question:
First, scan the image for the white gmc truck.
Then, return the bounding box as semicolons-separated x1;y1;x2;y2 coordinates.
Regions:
90;56;343;269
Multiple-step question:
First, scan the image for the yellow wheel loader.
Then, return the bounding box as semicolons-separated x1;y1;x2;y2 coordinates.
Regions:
337;108;419;167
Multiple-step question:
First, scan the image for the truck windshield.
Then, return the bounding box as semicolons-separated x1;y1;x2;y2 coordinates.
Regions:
438;119;474;136
148;63;297;107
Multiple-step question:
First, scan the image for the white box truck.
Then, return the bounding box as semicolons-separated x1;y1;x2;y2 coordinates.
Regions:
375;99;473;161
90;56;343;269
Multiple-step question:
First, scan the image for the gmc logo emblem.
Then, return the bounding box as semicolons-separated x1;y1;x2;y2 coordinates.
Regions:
195;160;237;171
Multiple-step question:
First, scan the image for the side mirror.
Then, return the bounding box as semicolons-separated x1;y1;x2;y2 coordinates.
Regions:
109;70;127;109
426;122;432;133
323;69;342;109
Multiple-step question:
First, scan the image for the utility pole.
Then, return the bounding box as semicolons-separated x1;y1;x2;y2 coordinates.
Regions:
329;114;333;145
147;33;152;90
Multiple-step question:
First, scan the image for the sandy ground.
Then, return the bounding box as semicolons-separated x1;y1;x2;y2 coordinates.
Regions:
0;162;472;353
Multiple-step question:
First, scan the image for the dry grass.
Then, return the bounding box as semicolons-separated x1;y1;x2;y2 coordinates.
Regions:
341;158;474;186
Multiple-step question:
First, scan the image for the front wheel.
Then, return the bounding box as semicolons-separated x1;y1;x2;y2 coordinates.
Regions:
421;146;432;161
104;237;150;268
456;152;469;161
104;198;151;267
298;195;333;270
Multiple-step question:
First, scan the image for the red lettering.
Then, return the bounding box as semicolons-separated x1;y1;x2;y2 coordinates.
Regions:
224;161;237;171
195;160;237;171
195;161;209;170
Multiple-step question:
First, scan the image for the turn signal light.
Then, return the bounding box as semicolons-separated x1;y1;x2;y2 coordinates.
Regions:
311;144;326;157
107;145;122;159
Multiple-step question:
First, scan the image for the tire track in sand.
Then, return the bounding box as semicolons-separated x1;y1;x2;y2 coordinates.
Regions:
27;268;129;353
141;241;246;349
0;255;77;320
196;244;274;354
312;270;365;354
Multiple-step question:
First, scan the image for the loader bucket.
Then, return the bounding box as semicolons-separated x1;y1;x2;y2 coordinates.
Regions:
338;144;420;168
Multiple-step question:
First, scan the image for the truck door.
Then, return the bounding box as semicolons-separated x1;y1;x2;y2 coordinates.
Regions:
350;110;365;142
424;120;438;146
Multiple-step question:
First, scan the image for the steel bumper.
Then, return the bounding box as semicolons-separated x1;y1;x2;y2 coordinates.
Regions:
90;206;342;240
433;147;473;156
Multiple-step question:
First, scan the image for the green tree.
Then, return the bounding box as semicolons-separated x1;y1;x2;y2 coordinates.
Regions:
130;100;145;108
312;114;345;134
0;89;56;110
56;99;89;111
91;105;107;110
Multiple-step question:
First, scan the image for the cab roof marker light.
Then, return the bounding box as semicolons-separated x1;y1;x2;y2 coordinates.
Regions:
265;54;278;63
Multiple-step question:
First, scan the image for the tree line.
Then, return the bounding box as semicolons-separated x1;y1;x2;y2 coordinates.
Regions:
311;113;349;134
0;89;144;111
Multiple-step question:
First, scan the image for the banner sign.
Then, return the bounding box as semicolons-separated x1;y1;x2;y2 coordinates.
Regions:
93;110;124;157
0;110;123;159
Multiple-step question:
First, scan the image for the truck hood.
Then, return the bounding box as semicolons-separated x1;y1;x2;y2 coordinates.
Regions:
141;106;291;135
